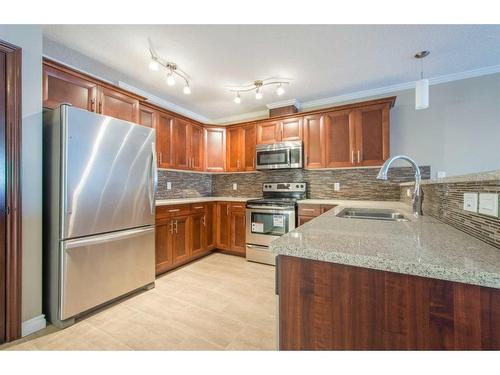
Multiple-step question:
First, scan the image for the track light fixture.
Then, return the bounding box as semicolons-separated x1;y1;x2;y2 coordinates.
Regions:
148;47;192;95
227;78;291;104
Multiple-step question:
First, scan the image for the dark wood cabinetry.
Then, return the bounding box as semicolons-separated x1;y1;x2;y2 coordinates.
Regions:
298;203;337;226
230;205;246;254
155;219;173;274
172;118;190;170
189;123;204;171
216;202;232;251
97;86;139;123
324;109;356;168
256;117;302;144
206;202;217;250
354;103;390;166
303;114;324;168
226;123;257;172
156;112;174;168
204;127;226;172
138;105;155;128
242;123;257;171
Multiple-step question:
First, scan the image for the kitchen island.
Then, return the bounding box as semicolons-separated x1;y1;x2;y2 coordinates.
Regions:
270;200;500;350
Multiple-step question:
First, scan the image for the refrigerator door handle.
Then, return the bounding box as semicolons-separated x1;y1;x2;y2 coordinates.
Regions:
149;142;158;215
65;227;155;249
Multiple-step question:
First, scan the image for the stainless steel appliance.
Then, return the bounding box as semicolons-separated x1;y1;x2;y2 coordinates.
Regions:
246;182;307;265
43;104;158;328
255;141;303;170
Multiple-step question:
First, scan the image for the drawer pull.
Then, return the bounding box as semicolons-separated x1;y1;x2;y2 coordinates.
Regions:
301;208;315;212
168;208;180;212
193;206;204;209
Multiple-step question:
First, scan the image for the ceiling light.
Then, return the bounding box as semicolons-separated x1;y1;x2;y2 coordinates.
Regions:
183;84;191;95
277;84;285;96
234;92;241;104
414;50;430;110
255;88;263;100
149;59;160;71
166;72;176;86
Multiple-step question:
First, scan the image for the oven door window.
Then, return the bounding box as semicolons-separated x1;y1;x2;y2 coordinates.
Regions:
250;212;289;236
257;150;289;166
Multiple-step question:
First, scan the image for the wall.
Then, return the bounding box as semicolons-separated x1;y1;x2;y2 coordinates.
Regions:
0;26;43;324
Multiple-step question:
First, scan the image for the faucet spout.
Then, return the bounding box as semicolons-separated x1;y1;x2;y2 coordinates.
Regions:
377;155;422;217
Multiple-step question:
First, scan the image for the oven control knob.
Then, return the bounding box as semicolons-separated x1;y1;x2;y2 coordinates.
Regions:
295;184;299;188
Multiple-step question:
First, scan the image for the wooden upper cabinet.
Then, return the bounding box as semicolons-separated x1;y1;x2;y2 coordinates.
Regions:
156;112;174;168
43;64;97;111
226;126;243;172
303;114;325;168
189;123;204;171
324;109;356;168
139;105;155;128
204;127;226;172
280;117;303;141
354;103;390;166
172;118;190;170
97;86;139;123
257;121;279;144
242;123;256;171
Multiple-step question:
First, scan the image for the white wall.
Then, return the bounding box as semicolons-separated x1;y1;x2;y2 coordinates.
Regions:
0;26;43;323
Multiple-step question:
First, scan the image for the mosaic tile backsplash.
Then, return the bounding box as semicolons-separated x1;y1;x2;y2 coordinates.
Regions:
401;179;500;249
156;170;212;199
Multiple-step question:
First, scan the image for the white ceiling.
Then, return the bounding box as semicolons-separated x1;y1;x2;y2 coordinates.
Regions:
43;25;500;122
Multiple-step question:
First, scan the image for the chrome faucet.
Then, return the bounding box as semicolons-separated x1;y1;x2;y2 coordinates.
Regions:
377;155;422;217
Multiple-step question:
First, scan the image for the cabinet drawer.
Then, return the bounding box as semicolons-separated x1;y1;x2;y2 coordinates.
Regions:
298;204;321;217
156;204;191;219
230;202;246;212
190;203;207;213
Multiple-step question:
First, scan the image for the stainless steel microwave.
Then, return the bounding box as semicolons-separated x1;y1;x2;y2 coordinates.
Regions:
255;141;303;170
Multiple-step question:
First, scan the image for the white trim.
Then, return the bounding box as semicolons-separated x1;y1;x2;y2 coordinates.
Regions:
117;81;211;124
266;99;301;110
212;110;269;125
22;315;47;337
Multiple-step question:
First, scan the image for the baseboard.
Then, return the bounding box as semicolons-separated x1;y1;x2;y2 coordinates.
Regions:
22;314;47;337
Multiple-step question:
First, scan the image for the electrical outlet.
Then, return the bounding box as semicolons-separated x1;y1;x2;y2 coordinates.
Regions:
463;193;478;213
478;193;499;217
232;183;238;190
406;188;412;197
166;182;171;190
333;183;340;191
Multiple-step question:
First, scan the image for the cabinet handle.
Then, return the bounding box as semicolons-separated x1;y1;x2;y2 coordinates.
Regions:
357;150;361;163
159;152;163;165
175;220;178;234
170;221;174;234
90;98;96;112
305;155;308;166
202;215;206;226
98;101;102;113
226;206;229;216
252;157;255;168
351;150;355;164
301;208;315;212
237;160;240;168
168;208;180;212
193;206;204;209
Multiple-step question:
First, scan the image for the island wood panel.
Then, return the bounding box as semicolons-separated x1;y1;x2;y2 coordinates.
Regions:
204;127;226;172
278;255;500;350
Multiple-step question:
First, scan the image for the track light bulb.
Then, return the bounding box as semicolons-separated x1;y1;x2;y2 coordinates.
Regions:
234;93;241;104
255;89;263;100
166;72;176;86
183;85;191;95
149;59;160;71
277;84;285;96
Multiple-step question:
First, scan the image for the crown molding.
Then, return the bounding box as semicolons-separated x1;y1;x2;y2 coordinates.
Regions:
42;54;115;85
118;81;211;124
211;109;269;125
266;98;301;110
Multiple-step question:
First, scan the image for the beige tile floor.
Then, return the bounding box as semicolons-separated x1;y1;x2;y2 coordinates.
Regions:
2;253;277;351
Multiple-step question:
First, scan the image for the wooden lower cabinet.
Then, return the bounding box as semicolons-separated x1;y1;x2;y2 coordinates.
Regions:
155;219;173;274
216;202;231;251
230;207;246;254
190;212;206;256
206;202;217;250
278;255;500;350
298;203;337;226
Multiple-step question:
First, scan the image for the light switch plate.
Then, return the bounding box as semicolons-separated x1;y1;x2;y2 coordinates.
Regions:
233;183;238;190
333;183;340;191
463;193;478;213
167;182;172;190
478;193;499;217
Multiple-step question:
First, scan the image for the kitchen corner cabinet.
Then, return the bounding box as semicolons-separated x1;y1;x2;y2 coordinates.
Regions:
204;127;226;172
256;117;303;144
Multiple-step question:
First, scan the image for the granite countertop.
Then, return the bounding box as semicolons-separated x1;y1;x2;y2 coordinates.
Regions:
270;200;500;289
156;197;255;206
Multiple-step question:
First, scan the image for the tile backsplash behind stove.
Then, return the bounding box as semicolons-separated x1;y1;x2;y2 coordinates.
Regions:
156;170;212;199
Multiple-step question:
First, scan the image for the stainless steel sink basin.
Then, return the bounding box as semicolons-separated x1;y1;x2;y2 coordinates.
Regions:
336;207;409;222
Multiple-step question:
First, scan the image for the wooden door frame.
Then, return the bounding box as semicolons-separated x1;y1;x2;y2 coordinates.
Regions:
0;39;22;342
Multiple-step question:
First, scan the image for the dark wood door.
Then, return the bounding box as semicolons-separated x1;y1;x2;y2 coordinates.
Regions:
97;86;139;123
230;209;246;254
354;103;390;166
0;51;5;344
204;127;226;172
156;112;174;168
43;64;97;111
226;126;242;172
172;118;190;170
191;212;206;256
171;215;191;264
298;216;314;226
139;105;155;128
257;121;279;144
206;203;217;250
242;123;256;171
190;123;204;171
280;117;303;141
155;219;173;275
324;109;356;168
216;202;231;250
303;114;325;168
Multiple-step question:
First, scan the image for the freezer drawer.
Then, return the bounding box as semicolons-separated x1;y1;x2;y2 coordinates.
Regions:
60;226;155;320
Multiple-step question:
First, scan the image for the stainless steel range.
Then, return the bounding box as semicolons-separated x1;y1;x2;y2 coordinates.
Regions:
246;182;307;265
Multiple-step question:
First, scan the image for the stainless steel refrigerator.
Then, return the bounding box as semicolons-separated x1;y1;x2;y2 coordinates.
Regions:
43;104;157;328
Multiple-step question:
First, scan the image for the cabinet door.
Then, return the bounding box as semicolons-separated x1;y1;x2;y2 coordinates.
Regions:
171;215;191;264
155;219;173;275
139;105;155;128
230;209;246;254
216;202;231;250
190;123;204;171
190;213;206;256
242;123;256;171
303;114;325;168
257;121;279;144
43;64;97;111
324;109;356;168
156;112;174;168
298;216;314;226
280;117;303;141
226;127;243;172
320;204;337;214
97;86;139;123
206;203;217;250
172;118;190;170
204;127;226;172
354;103;390;166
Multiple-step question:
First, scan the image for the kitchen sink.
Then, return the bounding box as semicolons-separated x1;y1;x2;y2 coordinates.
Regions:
336;207;409;222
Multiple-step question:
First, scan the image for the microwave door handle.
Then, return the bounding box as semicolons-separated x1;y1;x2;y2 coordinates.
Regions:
287;148;292;167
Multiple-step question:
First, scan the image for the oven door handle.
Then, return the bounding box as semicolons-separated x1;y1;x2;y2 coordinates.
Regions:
246;244;270;250
246;205;295;210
